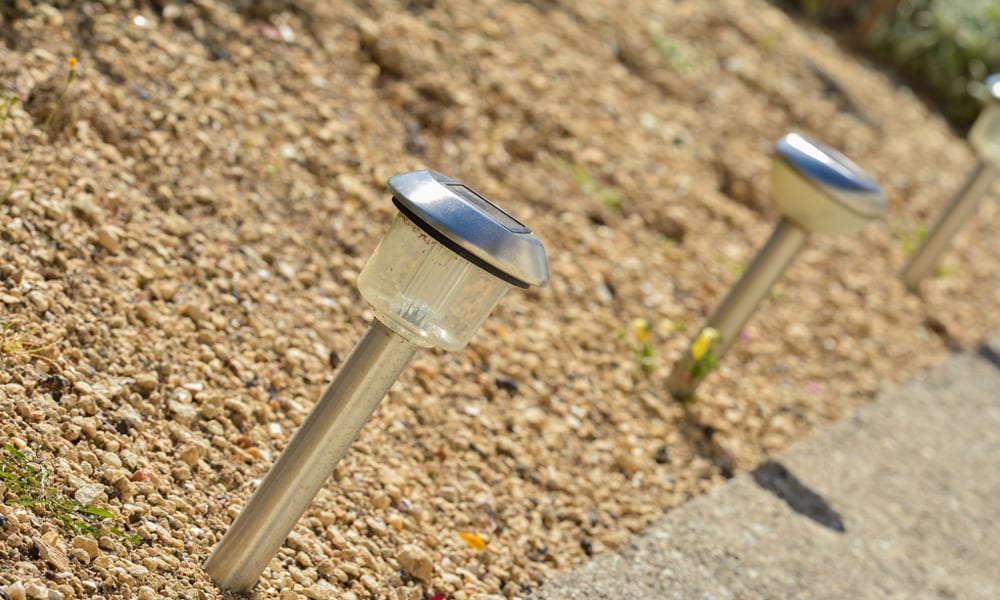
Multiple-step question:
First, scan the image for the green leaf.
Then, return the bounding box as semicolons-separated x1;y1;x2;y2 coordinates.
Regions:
81;506;114;519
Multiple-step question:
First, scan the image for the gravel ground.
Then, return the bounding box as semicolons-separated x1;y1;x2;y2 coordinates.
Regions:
538;336;1000;600
0;1;997;599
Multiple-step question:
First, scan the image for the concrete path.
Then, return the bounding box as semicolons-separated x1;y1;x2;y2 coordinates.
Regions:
537;337;1000;600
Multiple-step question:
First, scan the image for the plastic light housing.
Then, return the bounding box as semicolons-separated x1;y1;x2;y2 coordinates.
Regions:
359;214;511;350
358;170;548;351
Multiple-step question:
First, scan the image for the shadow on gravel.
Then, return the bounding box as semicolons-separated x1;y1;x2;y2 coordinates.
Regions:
752;459;846;533
976;343;1000;372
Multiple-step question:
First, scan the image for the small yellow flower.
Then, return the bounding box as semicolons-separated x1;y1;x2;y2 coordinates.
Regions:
631;317;651;345
66;57;77;83
67;57;77;68
457;531;486;552
691;327;721;361
656;319;675;336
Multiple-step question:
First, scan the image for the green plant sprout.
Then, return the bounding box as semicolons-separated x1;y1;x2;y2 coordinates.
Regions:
934;263;959;278
1;57;77;206
755;29;783;53
0;445;139;543
649;31;694;73
688;327;721;380
896;222;930;255
721;256;746;275
631;317;656;373
0;94;19;133
658;318;687;334
554;158;623;212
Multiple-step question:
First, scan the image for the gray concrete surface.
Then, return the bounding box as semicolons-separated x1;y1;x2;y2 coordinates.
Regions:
537;337;1000;600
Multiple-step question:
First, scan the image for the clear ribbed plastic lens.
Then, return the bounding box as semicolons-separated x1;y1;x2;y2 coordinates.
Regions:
358;215;510;351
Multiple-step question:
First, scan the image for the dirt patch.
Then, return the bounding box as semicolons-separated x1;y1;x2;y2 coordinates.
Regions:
0;0;996;598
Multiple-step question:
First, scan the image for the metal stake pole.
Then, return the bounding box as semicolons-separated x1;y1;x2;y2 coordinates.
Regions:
668;218;808;399
900;162;999;291
204;320;418;592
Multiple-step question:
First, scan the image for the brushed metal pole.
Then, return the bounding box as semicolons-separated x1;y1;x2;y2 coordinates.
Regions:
204;320;417;592
900;162;998;291
668;218;808;399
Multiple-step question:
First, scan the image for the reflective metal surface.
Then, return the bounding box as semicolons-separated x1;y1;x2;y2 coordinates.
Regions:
775;133;886;221
388;170;550;288
668;219;808;399
900;162;999;291
204;321;417;591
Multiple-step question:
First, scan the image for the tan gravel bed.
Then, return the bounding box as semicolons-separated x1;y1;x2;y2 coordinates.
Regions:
0;1;997;599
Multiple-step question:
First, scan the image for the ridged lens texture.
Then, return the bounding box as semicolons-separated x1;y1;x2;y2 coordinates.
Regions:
359;215;510;351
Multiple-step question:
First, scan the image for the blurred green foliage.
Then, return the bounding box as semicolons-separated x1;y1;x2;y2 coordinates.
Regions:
790;0;1000;128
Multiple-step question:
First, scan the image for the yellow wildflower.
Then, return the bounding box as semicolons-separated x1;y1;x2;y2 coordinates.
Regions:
691;327;721;361
631;317;651;345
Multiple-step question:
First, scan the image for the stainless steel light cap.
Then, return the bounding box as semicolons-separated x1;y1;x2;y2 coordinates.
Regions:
772;133;887;236
387;170;550;288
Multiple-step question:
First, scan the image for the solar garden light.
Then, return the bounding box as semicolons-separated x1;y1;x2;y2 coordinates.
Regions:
203;170;549;592
667;133;887;400
900;73;1000;291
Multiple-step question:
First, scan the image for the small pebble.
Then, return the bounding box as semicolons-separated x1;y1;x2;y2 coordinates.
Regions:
397;545;433;581
73;484;105;507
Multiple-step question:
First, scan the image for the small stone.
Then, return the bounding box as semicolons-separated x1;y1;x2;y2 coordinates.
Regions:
168;398;198;425
365;516;387;536
178;444;204;466
171;463;192;481
74;483;105;507
149;279;180;301
127;563;150;578
24;583;47;600
73;535;101;560
95;226;121;253
26;291;49;312
7;581;26;600
137;586;157;600
92;556;111;569
397;544;433;581
296;551;313;568
303;580;338;600
134;372;159;395
34;537;70;571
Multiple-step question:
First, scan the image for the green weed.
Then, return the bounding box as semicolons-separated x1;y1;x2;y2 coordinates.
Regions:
0;445;139;544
